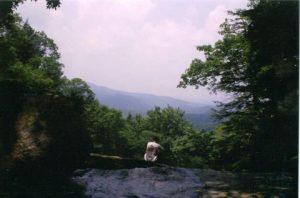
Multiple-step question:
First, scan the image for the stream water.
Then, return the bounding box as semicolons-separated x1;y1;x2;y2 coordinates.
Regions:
73;167;202;198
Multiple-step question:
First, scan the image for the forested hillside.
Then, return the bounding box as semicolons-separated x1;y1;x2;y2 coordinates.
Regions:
88;83;217;130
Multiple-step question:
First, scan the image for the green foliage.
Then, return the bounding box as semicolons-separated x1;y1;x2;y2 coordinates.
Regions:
0;14;63;90
85;104;189;164
85;100;125;155
0;13;66;161
172;129;212;168
0;0;61;20
179;0;298;172
145;106;190;137
109;106;211;166
119;129;162;159
0;5;94;177
59;78;95;102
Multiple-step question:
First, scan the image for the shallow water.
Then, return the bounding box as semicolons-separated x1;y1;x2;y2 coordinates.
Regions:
73;167;202;198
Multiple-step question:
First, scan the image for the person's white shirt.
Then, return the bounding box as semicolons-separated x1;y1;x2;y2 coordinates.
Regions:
144;141;164;162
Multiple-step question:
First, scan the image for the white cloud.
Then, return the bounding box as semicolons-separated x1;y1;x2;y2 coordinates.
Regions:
17;0;248;103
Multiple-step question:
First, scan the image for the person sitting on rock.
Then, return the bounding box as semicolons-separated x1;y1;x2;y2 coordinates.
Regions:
144;139;164;162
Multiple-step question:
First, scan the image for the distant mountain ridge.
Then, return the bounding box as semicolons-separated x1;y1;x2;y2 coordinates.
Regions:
88;83;217;130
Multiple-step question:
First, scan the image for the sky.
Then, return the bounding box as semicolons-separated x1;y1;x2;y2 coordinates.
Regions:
17;0;248;103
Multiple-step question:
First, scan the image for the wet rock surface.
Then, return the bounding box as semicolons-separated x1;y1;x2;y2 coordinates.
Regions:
73;167;202;198
72;167;296;198
196;169;296;198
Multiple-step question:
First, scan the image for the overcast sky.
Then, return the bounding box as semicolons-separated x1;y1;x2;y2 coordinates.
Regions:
17;0;248;103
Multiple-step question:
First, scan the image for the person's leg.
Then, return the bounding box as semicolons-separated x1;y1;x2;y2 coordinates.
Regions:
152;156;157;162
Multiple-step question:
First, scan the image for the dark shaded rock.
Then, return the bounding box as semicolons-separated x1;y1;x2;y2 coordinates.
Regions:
73;167;297;198
0;82;91;177
0;82;92;197
73;167;202;198
85;153;165;170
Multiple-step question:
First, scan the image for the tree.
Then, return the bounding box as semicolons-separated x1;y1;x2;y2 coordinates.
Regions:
0;0;61;19
243;1;298;171
0;14;64;159
0;3;95;178
59;78;95;102
179;0;298;171
0;14;64;91
145;106;190;137
172;129;212;168
85;100;125;155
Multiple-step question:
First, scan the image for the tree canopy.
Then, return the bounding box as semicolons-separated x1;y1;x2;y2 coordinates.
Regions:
0;0;61;19
0;2;94;177
179;0;298;171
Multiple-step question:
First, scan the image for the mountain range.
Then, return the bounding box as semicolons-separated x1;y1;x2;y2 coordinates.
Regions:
88;83;218;130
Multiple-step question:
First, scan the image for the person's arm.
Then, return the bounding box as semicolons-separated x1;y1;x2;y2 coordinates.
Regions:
157;143;164;150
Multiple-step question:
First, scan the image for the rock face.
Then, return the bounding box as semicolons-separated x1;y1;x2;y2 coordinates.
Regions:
73;167;202;198
0;90;91;177
73;167;296;198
